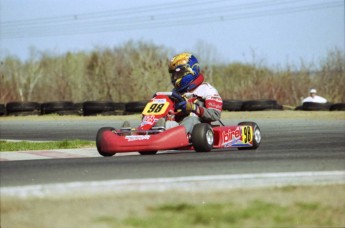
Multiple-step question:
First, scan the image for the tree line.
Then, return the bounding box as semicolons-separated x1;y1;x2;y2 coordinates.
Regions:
1;41;344;106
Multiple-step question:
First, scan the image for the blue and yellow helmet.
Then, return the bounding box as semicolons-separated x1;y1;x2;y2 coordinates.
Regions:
168;52;201;93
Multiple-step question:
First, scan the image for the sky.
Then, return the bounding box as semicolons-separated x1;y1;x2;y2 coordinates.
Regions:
0;0;344;68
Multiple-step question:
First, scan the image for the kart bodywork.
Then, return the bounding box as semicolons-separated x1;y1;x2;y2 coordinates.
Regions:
96;92;261;156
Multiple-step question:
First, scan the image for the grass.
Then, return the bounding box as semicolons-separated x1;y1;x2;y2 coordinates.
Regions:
0;140;95;151
1;184;344;228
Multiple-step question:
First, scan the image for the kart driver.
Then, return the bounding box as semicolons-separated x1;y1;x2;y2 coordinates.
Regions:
165;52;223;134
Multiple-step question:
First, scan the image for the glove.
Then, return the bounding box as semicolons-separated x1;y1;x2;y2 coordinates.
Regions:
175;101;200;115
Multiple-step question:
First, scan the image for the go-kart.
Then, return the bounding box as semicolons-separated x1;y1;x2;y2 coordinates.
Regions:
96;91;261;156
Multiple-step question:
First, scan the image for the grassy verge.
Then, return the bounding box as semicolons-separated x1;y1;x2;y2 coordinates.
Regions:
1;184;344;228
0;140;95;151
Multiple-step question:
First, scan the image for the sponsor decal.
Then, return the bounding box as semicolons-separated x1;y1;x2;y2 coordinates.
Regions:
125;135;151;142
141;115;155;126
222;127;241;147
205;99;223;110
206;102;222;110
222;126;253;147
152;99;166;103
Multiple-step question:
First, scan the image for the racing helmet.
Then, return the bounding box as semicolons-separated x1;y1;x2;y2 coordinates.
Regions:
168;52;201;93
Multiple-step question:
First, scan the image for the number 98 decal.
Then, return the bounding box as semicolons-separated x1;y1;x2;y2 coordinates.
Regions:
142;102;169;115
241;126;252;144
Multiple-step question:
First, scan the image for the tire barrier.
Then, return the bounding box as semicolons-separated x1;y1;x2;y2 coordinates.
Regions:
0;100;343;116
301;102;332;111
0;104;6;116
241;100;283;111
330;103;345;111
125;101;148;114
5;102;41;116
222;100;243;111
41;101;78;115
83;101;125;116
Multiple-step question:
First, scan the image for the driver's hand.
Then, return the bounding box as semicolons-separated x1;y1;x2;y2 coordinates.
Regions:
175;101;199;114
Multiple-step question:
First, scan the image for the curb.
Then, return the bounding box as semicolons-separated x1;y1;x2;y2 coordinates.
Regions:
0;148;98;161
0;148;139;161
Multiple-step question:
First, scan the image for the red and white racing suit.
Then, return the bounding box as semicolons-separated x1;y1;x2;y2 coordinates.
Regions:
175;82;223;134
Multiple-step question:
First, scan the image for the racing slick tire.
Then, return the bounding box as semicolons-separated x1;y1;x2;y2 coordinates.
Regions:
96;127;116;157
191;123;214;152
237;122;261;150
139;151;158;155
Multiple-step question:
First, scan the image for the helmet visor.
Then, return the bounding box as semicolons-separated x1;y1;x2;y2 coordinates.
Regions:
170;65;188;82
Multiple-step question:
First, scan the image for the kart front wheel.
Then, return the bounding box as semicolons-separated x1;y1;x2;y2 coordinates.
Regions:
238;122;261;150
191;123;214;152
96;127;116;157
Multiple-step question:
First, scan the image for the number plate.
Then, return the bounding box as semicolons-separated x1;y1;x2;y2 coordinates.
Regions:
142;99;170;115
241;126;253;143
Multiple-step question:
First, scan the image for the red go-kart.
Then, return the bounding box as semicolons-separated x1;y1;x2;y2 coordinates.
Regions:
96;92;261;156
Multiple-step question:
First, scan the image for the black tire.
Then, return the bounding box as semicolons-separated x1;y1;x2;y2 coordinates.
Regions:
139;151;158;155
74;102;84;115
191;123;214;152
41;101;77;115
222;100;243;111
237;121;261;150
96;127;116;157
242;100;278;111
113;102;126;115
330;103;345;111
6;102;41;116
83;101;118;116
125;101;148;114
302;102;332;111
241;100;279;111
0;104;6;116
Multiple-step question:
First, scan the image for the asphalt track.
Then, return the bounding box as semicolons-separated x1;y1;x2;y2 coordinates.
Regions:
1;117;345;189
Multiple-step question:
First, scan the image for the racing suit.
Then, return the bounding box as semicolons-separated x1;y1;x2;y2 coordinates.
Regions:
175;82;223;134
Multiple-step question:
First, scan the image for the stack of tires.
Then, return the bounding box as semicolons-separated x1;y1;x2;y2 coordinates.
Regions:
330;103;345;111
0;104;6;116
82;101;125;116
222;99;283;111
124;101;148;114
41;101;79;115
5;102;41;116
1;99;344;116
295;102;345;111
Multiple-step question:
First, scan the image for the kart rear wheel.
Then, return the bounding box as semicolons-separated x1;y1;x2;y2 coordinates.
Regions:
139;151;158;155
191;123;214;152
238;122;261;150
96;127;116;157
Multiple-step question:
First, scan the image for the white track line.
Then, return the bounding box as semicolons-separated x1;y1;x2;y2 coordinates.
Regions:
1;171;344;198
